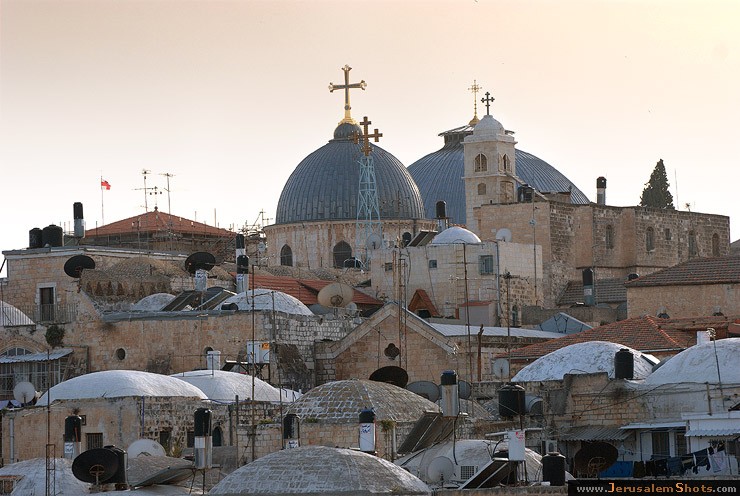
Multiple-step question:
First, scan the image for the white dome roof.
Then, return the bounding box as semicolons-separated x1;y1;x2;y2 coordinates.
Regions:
222;289;314;316
430;226;481;245
132;293;176;311
512;341;658;382
645;338;740;385
472;114;505;137
170;370;299;403
39;370;208;403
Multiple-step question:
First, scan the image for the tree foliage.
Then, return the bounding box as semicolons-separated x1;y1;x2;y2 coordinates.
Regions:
640;159;675;209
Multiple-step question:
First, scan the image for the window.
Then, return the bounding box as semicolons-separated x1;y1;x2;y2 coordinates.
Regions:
159;430;171;452
428;260;438;269
39;286;55;322
212;426;223;447
664;228;672;241
502;154;510;172
477;183;486;195
651;431;670;459
474;153;487;172
712;233;720;256
87;433;104;450
333;241;352;269
0;347;65;398
605;225;614;249
688;231;697;257
115;348;126;360
479;255;494;275
675;429;687;456
646;227;655;252
280;245;293;266
384;262;393;271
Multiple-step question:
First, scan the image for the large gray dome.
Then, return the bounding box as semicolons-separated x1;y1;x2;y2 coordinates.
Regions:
408;125;590;225
276;123;425;224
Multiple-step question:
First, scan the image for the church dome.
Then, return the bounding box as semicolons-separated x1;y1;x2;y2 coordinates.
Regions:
170;369;294;403
276;124;425;224
209;446;431;495
644;338;740;385
407;125;590;225
430;226;481;245
221;289;314;316
472;114;505;137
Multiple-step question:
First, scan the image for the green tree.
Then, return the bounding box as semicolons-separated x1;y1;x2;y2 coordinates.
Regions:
640;159;675;209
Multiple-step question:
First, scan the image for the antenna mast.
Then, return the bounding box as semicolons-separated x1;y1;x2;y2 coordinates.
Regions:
161;172;175;218
354;115;383;268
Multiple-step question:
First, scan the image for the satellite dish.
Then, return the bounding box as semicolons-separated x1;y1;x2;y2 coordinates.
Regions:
127;438;166;458
72;448;119;484
13;381;37;404
317;282;354;308
184;252;216;275
573;441;619;477
369;366;409;388
458;380;472;400
64;255;96;278
427;456;455;482
406;381;440;403
366;233;383;250
495;228;512;243
492;358;510;380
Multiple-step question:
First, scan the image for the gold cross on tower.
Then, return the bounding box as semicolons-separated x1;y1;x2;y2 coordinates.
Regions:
356;116;382;156
468;79;482;125
329;65;367;125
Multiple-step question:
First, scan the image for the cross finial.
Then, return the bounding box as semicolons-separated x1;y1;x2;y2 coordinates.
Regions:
329;65;367;125
468;80;482;125
355;116;382;156
481;91;495;116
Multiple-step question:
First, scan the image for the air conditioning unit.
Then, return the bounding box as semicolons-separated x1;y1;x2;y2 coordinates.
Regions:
541;439;558;454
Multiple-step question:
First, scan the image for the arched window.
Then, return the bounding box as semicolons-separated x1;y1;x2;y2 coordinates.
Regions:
474;153;487;172
712;233;720;256
605;225;614;249
212;426;223;447
477;183;486;195
688;230;697;257
280;244;293;266
502;154;511;172
646;227;655;252
333;241;352;269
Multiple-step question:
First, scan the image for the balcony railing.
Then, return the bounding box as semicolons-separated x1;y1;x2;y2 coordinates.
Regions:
5;303;78;325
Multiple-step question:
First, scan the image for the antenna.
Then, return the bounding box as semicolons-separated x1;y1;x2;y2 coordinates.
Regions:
160;172;174;219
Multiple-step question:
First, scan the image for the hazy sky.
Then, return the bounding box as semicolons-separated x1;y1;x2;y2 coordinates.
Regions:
2;0;739;276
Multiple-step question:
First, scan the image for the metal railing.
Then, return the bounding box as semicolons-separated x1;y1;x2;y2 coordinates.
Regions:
5;303;78;325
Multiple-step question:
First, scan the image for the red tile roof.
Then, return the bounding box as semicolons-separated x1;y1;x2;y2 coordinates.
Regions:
249;273;382;307
625;255;740;287
86;209;233;238
408;289;441;317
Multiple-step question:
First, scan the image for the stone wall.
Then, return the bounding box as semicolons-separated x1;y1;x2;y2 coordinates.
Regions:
627;284;740;319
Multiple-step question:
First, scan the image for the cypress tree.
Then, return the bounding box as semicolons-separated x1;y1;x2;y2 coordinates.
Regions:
640;159;675;209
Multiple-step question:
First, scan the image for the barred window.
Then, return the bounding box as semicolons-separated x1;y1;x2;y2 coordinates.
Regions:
479;255;494;275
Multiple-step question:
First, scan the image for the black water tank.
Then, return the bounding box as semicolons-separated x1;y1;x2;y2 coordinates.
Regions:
440;370;457;385
194;408;212;437
596;176;607;189
73;202;84;220
435;201;447;219
64;415;82;442
498;383;526;418
103;445;128;485
29;228;43;249
615;348;634;379
582;268;594;286
401;232;412;247
359;409;375;424
235;233;245;249
236;255;249;274
542;451;566;486
42;224;63;247
283;413;300;439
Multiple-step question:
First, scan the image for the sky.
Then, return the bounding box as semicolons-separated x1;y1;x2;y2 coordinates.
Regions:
1;0;739;277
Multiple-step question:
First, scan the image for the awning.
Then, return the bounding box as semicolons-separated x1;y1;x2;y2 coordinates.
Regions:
685;428;740;437
0;348;72;364
620;421;686;430
560;426;632;441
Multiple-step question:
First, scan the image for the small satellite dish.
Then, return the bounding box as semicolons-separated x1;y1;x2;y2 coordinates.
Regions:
407;381;440;403
72;448;119;484
495;228;512;243
317;282;354;308
184;252;216;275
369;366;409;388
458;380;472;400
366;233;383;250
427;456;455;482
64;255;96;278
492;358;510;380
13;381;37;404
127;438;166;458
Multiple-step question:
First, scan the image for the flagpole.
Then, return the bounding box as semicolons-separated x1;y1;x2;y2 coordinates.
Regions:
100;175;105;226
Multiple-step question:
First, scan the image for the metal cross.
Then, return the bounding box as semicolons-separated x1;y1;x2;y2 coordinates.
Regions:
468;80;482;121
329;65;367;124
481;91;495;115
357;116;382;156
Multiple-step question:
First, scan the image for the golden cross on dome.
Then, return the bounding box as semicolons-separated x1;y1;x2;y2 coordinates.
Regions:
329;65;367;124
468;80;482;125
355;116;382;156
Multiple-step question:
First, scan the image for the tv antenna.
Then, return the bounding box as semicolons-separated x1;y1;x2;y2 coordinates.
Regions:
160;172;175;218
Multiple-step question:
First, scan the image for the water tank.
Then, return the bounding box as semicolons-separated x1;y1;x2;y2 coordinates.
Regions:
435;201;447;219
518;184;534;203
235;233;245;249
29;227;43;249
358;409;376;454
542;451;566;486
104;445;128;486
498;383;526;418
42;224;64;247
73;202;85;238
614;348;634;379
64;415;82;442
440;370;460;417
283;413;300;448
194;408;212;437
236;255;249;275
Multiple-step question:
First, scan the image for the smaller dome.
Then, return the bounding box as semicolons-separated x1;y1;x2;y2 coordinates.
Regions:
39;370;208;403
222;289;314;316
431;226;481;245
209;446;431;495
472;114;504;137
644;338;740;385
171;370;299;403
132;293;176;311
512;341;658;382
333;122;361;140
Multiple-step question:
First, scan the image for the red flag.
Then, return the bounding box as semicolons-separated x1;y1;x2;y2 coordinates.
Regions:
101;180;111;190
